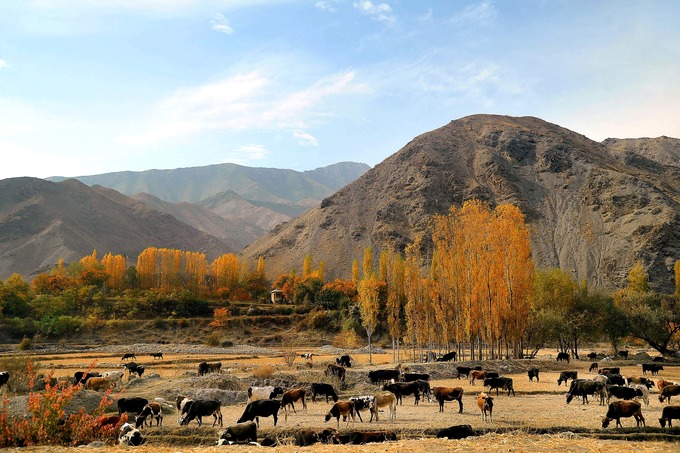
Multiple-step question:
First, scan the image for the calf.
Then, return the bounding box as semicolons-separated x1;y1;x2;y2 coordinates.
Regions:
294;428;337;446
527;368;539;382
336;355;352;367
436;351;457;362
589;362;598;372
483;377;515;396
433;386;464;413
382;382;421;405
325;401;356;428
237;399;280;427
469;370;487;385
135;402;163;428
477;393;493;423
96;415;120;429
311;383;338;403
349;396;374;422
101;371;124;389
603;385;643;405
556;352;570;364
247;385;284;403
557;371;578;386
403;372;429;382
658;384;680;403
121;353;136;361
117;397;149;417
73;371;100;386
436;424;474;439
197;361;222;376
118;423;144;446
180;399;223;427
602;401;645;428
334;431;397;444
371;391;397;421
659;405;680;428
216;421;257;445
642;363;664;375
281;388;307;415
0;372;8;389
566;379;604;405
150;352;163;360
84;377;112;392
325;364;346;381
301;353;314;361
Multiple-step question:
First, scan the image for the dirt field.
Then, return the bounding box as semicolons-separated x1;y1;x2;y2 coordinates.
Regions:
5;347;680;451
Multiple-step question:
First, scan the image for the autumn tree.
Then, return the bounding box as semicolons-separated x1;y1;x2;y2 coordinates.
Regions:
303;254;312;277
101;253;127;291
358;273;385;364
352;260;360;285
363;246;373;279
386;252;405;362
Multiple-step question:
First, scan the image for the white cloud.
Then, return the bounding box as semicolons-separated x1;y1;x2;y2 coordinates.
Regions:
315;1;337;13
211;12;234;34
0;59;8;70
456;1;497;24
353;1;395;24
293;130;318;146
225;144;270;164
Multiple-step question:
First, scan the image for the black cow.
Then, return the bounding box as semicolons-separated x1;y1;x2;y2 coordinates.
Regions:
237;399;281;427
600;367;620;375
150;352;163;360
73;371;100;385
455;366;482;379
436;351;457;362
587;352;597;360
642;363;664;375
336;355;352;368
197;361;221;376
566;379;604;405
556;352;570;364
382;382;421;405
414;379;432;402
123;362;145;377
117;397;149;416
403;373;429;382
311;383;338;403
527;368;539;382
180;399;223;427
617;350;629;360
606;374;625;386
216;421;257;445
0;372;9;389
368;368;401;385
589;362;598;372
325;364;346;381
659;385;680;403
557;371;578;386
437;424;474;439
483;377;515;396
603;385;643;405
121;353;136;361
653;356;667;363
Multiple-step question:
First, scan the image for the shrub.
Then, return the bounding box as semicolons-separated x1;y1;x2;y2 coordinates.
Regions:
252;364;275;379
0;355;42;394
151;317;168;330
220;339;234;347
204;333;220;347
17;336;33;351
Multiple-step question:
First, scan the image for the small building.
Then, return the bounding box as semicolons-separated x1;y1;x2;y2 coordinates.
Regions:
269;289;285;304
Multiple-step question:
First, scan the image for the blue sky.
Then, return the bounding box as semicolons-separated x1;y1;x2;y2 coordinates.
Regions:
0;1;678;180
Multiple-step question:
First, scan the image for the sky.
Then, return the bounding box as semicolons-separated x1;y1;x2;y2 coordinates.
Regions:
0;1;678;180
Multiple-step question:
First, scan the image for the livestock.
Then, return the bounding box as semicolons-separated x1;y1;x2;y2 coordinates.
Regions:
368;368;401;385
84;376;112;392
135;402;163;428
333;431;397;444
150;352;164;360
294;428;337;446
423;351;438;363
0;371;9;389
197;361;222;376
414;379;432;402
606;374;626;386
642;363;664;375
589;362;598;372
469;370;487;385
603;385;643;405
176;395;191;424
587;352;597;360
324;401;356;428
371;391;397;421
653;356;667;362
325;364;346;381
123;362;145;378
349;396;374;423
436;424;474;439
600;367;621;375
101;371;124;389
181;399;223;427
618;350;629;360
73;371;100;385
601;401;645;428
658;385;680;403
118;397;149;417
301;353;314;361
403;372;429;382
566;379;604;405
216;421;257;445
237;399;280;427
527;368;539;382
477;393;493;423
311;383;338;403
483;377;515;396
281;388;307;415
121;353;136;361
433;386;464;413
659;405;680;428
630;384;650;407
436;351;457;362
119;423;145;446
455;365;481;379
557;371;578;386
96;415;120;430
556;352;570;364
626;376;654;389
657;379;677;392
382;382;421;405
336;355;352;367
247;386;284;403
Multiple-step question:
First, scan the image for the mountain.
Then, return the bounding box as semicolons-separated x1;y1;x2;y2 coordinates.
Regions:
0;178;231;280
240;115;680;292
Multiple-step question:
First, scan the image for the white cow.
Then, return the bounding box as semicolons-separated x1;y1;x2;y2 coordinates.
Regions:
101;370;124;389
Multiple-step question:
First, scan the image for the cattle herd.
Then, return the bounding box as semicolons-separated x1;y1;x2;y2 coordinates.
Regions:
1;349;679;447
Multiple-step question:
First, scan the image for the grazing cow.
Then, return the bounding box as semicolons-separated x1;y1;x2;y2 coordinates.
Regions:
659;405;680;428
237;399;280;427
336;355;352;368
311;383;339;403
333;431;397;444
653;356;666;362
371;391;397;421
642;363;664;375
84;377;112;392
73;371;100;386
176;395;191;424
325;364;346;382
606;374;626;386
556;352;570;364
602;401;645;428
658;385;680;403
589;362;598;372
150;352;163;360
0;371;9;389
294;428;337;446
121;353;136;361
403;372;429;382
414;379;432;402
123;362;145;378
368;368;401;385
349;396;374;422
557;371;578;386
477;393;493;423
657;380;677;393
603;385;643;405
433;386;464;413
629;384;650;407
618;350;629;360
216;421;257;445
600;367;621;375
527;368;539;382
325;401;356;428
626;376;654;389
119;423;145;446
197;361;222;376
281;388;307;415
135;403;163;428
436;351;457;362
566;379;604;405
587;352;597;361
469;370;487;385
382;382;421;405
247;386;284;403
437;424;474;439
181;399;223;427
118;397;149;417
301;353;314;361
483;377;515;396
101;371;124;389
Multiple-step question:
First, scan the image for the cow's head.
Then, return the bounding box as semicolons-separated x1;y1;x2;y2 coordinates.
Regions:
601;417;611;428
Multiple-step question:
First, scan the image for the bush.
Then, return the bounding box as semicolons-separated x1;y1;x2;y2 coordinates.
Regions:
220;339;234;347
0;355;41;394
17;336;33;351
204;333;220;347
151;317;168;330
251;364;275;379
38;315;83;338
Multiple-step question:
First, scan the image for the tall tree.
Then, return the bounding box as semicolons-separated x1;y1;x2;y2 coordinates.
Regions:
358;273;385;364
303;254;312;278
363;246;374;278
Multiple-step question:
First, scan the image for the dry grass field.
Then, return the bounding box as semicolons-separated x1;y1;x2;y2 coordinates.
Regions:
6;346;680;451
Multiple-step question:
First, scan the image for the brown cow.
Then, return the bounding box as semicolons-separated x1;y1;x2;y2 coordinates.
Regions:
469;370;487;385
325;401;356;428
657;379;677;393
281;388;307;421
84;377;113;392
602;401;644;428
658;385;680;403
477;393;493;423
371;391;397;421
433;386;464;413
659;405;680;428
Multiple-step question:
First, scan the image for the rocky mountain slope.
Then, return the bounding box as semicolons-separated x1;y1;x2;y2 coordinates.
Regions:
240;115;680;292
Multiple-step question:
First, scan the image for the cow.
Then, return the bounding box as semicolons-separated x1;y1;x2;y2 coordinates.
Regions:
84;377;112;392
433;386;464;413
657;380;677;393
557;371;578;386
403;372;429;382
101;371;124;389
414;379;432;402
589;362;598;372
73;371;101;386
301;353;314;361
437;424;474;439
602;401;645;428
150;352;163;360
370;391;397;422
527;368;539;382
658;384;680;403
556;352;570;364
587;352;597;360
618;350;629;360
368;368;401;385
123;362;144;378
603;385;643;405
333;431;397;444
349;396;374;422
626;376;654;389
436;351;457;362
294;428;337;446
121;353;136;361
336;355;352;367
0;371;9;390
483;377;515;396
629;384;650;407
197;361;222;376
478;393;493;423
135;403;163;429
606;374;626;386
181;399;223;427
325;364;346;382
642;363;664;375
119;423;145;446
96;415;120;429
311;383;338;403
281;388;307;416
600;367;621;375
216;421;257;445
325;401;356;428
566;379;604;405
455;365;481;379
659;405;680;428
469;370;487;385
653;356;667;362
382;382;421;405
247;386;284;403
118;397;149;417
176;395;191;425
237;399;280;427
